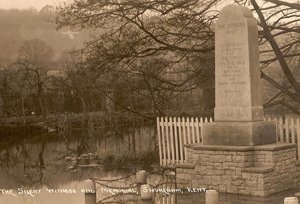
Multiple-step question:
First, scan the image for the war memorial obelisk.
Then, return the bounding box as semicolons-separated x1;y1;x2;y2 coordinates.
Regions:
176;5;299;197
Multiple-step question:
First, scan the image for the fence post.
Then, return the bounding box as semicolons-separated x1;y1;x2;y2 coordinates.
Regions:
285;117;289;142
136;170;147;184
297;118;300;160
165;117;170;165
157;117;163;166
84;179;96;204
284;197;299;204
140;184;153;200
174;117;179;163
200;117;204;143
169;117;175;164
178;117;184;163
292;117;296;144
195;117;200;143
279;116;284;142
206;190;219;204
187;117;191;144
161;117;166;166
182;117;187;161
191;117;195;143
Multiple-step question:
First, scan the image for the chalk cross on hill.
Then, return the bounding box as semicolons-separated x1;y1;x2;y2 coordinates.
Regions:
61;31;79;40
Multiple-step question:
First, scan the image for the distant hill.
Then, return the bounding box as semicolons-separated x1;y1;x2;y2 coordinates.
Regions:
0;6;90;63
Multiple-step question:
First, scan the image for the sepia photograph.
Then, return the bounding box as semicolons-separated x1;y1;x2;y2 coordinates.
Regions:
0;0;300;203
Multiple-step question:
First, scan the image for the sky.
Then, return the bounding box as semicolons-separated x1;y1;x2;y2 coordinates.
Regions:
0;0;73;10
0;0;297;11
0;0;261;11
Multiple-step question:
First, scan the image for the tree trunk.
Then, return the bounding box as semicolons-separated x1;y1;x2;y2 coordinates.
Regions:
80;97;93;129
80;97;88;115
37;82;46;119
21;97;26;125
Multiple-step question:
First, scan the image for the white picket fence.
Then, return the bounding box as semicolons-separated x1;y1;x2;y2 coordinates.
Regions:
156;116;213;166
157;115;300;167
268;115;300;157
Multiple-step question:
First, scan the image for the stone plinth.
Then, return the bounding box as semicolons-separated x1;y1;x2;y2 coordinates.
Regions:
202;121;277;146
176;143;297;196
214;107;264;122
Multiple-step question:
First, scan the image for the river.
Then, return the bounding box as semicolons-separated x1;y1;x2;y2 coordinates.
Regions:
0;124;297;204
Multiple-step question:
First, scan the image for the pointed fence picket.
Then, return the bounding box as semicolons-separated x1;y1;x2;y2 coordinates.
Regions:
157;115;300;166
274;115;300;160
156;116;213;166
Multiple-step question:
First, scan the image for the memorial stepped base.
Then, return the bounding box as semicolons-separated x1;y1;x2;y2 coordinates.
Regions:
202;121;277;146
176;143;297;196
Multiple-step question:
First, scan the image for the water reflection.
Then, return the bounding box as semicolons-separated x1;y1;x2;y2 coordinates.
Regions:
0;124;155;187
0;124;298;204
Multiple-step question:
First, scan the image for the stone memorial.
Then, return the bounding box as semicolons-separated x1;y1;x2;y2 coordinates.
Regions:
202;4;276;146
176;5;298;196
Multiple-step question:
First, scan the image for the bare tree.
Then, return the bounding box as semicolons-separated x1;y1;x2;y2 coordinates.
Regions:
57;0;218;116
58;0;300;115
0;63;32;120
241;0;300;113
16;39;54;117
53;51;110;127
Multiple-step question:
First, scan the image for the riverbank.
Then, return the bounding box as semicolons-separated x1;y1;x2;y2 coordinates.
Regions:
0;111;155;133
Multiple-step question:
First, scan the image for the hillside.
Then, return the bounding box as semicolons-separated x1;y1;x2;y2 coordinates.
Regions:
0;6;90;63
